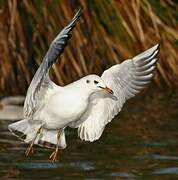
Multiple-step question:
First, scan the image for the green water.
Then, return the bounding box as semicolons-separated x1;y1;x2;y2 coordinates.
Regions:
0;91;178;179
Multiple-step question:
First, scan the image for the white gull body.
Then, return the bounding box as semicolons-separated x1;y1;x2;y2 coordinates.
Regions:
8;10;160;150
37;75;108;129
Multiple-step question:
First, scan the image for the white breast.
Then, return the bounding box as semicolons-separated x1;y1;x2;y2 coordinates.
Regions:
38;85;90;129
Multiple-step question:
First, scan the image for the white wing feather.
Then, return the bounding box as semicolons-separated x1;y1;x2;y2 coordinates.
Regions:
78;44;160;142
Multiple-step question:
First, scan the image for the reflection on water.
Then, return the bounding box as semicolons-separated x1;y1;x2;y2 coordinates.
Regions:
0;91;178;179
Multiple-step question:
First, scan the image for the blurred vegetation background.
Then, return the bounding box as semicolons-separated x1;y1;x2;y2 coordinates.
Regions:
0;0;178;97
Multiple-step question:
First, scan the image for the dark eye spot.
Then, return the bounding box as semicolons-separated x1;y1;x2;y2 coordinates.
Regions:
94;80;99;84
86;80;90;83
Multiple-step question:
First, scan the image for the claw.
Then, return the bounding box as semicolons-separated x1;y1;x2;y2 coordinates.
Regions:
25;144;34;156
24;126;42;157
49;130;60;162
49;150;58;162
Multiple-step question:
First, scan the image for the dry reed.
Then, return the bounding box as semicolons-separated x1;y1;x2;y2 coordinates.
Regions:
0;0;178;96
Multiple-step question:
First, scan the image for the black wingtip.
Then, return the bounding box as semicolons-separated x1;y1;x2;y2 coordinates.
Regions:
74;8;82;18
77;7;82;14
157;43;160;50
155;43;160;54
156;43;161;59
156;43;160;49
156;40;162;50
152;43;160;54
65;8;81;30
69;8;82;26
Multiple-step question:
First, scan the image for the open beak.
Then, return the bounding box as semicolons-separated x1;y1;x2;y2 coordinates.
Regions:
99;86;113;94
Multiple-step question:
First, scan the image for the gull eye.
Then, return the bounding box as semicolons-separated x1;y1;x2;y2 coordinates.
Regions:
94;80;99;84
86;80;90;83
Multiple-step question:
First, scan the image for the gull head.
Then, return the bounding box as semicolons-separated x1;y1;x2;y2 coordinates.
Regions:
82;75;113;94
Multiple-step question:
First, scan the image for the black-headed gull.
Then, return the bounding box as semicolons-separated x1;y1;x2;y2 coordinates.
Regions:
8;9;160;162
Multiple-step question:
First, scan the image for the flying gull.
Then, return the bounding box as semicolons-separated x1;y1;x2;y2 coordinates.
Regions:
8;9;160;162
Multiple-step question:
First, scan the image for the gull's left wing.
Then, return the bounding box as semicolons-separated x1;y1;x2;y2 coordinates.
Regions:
24;9;81;119
78;44;160;142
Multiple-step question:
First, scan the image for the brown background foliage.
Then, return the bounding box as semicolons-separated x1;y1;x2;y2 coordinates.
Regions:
0;0;178;97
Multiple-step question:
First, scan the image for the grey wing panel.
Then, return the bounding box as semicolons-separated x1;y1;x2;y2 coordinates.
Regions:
24;9;81;118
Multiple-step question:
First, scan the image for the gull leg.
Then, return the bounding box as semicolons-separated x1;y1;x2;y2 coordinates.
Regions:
49;130;60;162
25;126;42;156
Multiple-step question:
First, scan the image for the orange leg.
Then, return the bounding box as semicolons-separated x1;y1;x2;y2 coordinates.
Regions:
49;130;60;162
25;127;42;156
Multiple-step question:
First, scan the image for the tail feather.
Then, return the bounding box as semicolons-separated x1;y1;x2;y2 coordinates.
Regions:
38;128;66;149
8;119;66;149
8;119;40;142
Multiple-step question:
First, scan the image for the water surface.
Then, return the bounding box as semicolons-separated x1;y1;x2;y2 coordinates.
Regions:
0;91;178;179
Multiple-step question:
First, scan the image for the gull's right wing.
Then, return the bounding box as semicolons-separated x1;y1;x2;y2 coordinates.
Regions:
78;44;160;142
24;9;81;119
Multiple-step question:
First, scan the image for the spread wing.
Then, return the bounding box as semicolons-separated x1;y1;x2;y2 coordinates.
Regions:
78;44;160;142
23;9;81;119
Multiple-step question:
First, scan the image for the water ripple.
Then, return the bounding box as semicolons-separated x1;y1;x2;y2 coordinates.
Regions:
15;161;95;171
152;167;178;175
110;172;137;178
